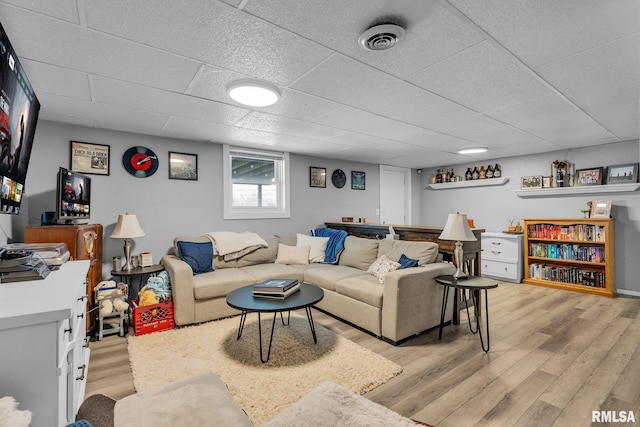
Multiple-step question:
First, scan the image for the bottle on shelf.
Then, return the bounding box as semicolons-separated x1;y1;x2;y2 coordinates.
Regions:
430;170;436;184
486;164;494;179
465;167;473;181
479;165;487;179
436;169;442;184
449;168;456;182
472;166;480;180
494;163;502;178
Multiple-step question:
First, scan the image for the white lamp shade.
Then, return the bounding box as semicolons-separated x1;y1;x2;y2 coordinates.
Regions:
438;213;477;241
110;214;145;239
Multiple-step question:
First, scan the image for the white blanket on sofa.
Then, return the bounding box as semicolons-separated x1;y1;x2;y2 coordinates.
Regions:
204;231;268;261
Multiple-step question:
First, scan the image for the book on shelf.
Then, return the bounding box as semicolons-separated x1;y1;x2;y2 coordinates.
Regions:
253;283;301;299
253;278;298;292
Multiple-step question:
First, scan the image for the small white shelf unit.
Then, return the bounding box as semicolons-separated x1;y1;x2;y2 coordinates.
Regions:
514;183;639;198
427;177;509;190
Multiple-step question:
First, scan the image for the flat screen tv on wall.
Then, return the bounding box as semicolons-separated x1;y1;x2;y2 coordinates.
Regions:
56;167;91;224
0;20;40;215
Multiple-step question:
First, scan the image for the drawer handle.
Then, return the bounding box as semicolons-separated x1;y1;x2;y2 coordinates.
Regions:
64;327;72;336
84;337;90;348
491;251;502;255
78;294;88;302
76;364;86;381
491;242;502;245
78;312;84;320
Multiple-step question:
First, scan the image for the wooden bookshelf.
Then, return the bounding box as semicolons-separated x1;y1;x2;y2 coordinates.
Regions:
523;218;615;297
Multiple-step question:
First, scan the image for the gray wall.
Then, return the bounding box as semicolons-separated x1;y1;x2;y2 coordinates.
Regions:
18;120;380;278
419;140;640;295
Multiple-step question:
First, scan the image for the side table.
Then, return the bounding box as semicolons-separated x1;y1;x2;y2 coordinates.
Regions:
111;264;165;300
435;275;498;352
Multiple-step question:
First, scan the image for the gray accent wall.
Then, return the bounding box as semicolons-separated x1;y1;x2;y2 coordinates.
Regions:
19;120;380;278
420;140;640;295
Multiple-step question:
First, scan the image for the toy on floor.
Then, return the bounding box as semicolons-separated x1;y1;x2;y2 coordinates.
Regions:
96;280;129;316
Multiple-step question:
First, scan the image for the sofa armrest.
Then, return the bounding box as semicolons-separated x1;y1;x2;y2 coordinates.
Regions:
381;262;456;342
161;254;196;326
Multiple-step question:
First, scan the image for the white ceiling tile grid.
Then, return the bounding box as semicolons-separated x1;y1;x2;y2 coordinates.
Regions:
0;0;636;167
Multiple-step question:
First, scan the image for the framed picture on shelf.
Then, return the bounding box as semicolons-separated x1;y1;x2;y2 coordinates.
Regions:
542;176;552;188
351;171;365;190
575;167;604;186
589;200;612;218
168;151;198;180
309;167;326;188
520;175;542;189
70;141;110;175
605;163;638;184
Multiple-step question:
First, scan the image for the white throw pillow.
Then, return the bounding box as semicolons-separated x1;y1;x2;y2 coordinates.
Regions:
297;233;330;263
367;255;401;284
275;244;310;265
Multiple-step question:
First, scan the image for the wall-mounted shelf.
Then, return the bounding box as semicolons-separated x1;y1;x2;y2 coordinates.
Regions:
514;183;639;198
427;177;509;190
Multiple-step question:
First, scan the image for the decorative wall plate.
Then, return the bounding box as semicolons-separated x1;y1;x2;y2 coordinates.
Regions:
123;146;159;178
331;169;346;188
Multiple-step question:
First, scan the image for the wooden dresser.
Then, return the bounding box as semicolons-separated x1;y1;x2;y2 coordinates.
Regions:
25;224;103;333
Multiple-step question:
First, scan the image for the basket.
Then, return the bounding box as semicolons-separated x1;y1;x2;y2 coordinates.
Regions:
132;300;174;336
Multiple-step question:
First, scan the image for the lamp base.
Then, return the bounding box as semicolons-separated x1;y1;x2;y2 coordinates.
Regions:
122;238;134;271
453;240;469;280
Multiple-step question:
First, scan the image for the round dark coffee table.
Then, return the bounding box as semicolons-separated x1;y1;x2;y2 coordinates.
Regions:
226;282;324;363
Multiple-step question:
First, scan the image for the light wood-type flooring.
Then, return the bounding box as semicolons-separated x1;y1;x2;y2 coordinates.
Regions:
86;281;640;426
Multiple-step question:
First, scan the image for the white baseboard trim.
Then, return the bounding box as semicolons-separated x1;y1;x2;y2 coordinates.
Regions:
616;289;640;297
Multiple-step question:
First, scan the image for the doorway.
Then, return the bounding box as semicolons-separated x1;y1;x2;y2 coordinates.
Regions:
379;165;411;225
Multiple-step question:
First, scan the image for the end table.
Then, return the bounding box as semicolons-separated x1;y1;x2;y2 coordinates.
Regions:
435;275;498;352
111;264;165;299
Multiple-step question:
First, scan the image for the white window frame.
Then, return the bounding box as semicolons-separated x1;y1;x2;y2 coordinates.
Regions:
223;144;290;219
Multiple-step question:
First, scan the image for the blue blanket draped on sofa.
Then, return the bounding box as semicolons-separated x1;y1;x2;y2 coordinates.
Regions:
312;228;348;264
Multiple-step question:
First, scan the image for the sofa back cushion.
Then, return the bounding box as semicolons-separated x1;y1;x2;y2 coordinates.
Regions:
338;236;379;271
378;239;439;266
237;236;280;267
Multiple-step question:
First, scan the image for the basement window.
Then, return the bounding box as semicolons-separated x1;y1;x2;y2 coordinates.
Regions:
223;145;290;219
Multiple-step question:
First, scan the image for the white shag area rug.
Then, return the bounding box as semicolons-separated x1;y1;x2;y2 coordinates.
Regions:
127;313;402;426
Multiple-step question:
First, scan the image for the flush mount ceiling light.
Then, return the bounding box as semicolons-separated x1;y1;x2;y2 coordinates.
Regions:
226;79;280;107
358;23;406;51
458;147;489;155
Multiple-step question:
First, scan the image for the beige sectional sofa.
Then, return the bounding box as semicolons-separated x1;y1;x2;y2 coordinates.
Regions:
161;233;456;344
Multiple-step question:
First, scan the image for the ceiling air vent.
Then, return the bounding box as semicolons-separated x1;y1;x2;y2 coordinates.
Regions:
358;23;406;51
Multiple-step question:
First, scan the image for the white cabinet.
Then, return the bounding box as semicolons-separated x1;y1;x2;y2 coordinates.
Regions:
0;260;90;427
481;232;523;283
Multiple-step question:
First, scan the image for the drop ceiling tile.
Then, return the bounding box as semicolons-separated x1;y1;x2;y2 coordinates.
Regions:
243;0;483;78
583;95;639;133
407;41;552;112
1;0;79;23
536;34;640;109
609;125;640;142
186;65;344;122
38;93;169;130
234;112;343;140
488;94;593;135
0;5;202;92
39;114;96;128
449;0;640;67
21;59;91;100
463;123;560;150
92;77;250;124
84;0;332;86
290;54;443;120
534;120;619;147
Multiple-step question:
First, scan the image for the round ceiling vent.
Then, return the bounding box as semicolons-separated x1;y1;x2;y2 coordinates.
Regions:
358;23;406;51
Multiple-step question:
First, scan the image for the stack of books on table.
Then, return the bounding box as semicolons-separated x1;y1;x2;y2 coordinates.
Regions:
0;255;51;283
253;279;300;299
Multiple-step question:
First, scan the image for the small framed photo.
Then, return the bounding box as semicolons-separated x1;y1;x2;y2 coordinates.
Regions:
168;151;198;180
70;141;110;175
351;171;365;190
520;175;542;189
590;200;612;218
575;167;604;186
606;163;638;184
542;176;552;188
309;167;326;188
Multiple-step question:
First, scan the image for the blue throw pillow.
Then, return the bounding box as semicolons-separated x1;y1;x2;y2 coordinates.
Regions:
176;241;214;275
398;253;418;269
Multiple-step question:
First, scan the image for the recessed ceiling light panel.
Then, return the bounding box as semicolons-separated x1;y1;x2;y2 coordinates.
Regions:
457;147;489;155
226;79;280;107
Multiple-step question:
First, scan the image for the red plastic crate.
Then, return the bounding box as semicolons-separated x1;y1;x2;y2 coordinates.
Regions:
132;300;174;336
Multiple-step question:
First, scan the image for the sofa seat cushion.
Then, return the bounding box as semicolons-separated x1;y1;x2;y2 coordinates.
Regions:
193;268;255;300
335;274;383;308
378;239;439;265
241;263;304;283
303;265;365;292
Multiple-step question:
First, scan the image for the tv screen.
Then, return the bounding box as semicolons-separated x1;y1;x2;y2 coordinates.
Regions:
56;167;91;223
0;21;40;215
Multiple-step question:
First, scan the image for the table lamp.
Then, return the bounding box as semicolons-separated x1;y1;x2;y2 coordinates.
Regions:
438;212;477;279
110;213;145;270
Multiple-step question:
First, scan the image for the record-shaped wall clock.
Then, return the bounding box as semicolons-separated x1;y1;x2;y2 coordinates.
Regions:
122;146;159;178
331;169;346;188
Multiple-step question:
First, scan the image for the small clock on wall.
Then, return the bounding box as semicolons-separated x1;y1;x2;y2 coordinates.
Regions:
331;169;346;188
122;146;159;178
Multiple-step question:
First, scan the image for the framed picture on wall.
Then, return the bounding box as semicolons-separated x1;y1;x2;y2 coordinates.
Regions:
168;151;198;180
70;141;110;175
605;163;638;184
351;171;365;190
575;167;604;186
309;167;326;188
589;200;612;218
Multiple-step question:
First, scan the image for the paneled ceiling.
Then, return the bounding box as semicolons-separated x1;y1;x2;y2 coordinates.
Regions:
1;0;638;168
